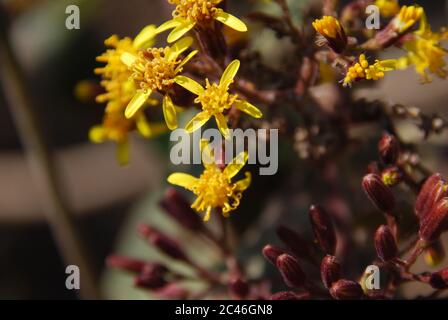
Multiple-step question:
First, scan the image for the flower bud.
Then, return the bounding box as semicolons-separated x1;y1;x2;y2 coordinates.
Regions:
134;263;168;289
424;240;445;267
419;198;448;242
374;225;398;262
138;224;189;262
106;255;147;273
378;133;400;165
228;277;250;300
269;291;307;300
329;279;364;300
312;16;348;53
415;174;448;221
159;188;202;231
362;174;395;213
309;205;337;255
429;268;448;289
321;255;341;289
276;254;306;288
262;244;286;265
381;167;402;187
276;226;314;262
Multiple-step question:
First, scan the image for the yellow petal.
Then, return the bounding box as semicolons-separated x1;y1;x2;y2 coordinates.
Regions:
167;172;198;191
200;139;215;167
156;19;182;34
185;111;211;133
174;76;204;95
203;206;212;222
175;50;198;73
167;37;194;61
133;24;158;49
125;91;151;119
136;114;152;138
220;59;240;88
224;151;249;178
167;20;196;43
117;141;129;166
235;172;251;191
215;113;230;139
214;11;248;32
162;95;178;130
234;100;263;118
89;126;105;143
120;52;138;68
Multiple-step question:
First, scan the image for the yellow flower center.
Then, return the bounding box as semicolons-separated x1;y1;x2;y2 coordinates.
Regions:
169;0;222;22
393;6;424;33
312;16;342;39
196;79;238;115
95;35;137;112
191;166;241;213
343;54;396;87
131;47;181;92
375;0;400;18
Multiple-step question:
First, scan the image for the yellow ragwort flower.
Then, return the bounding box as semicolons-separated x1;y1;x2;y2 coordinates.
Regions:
375;0;400;18
174;60;262;139
343;54;397;87
392;5;424;34
398;18;448;83
168;140;251;221
92;26;167;164
156;0;247;43
120;37;198;129
312;16;347;53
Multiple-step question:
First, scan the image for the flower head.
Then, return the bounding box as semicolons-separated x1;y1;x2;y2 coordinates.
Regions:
343;54;397;87
174;60;262;138
121;37;198;129
312;16;347;53
375;0;400;18
392;5;424;34
167;141;251;221
156;0;247;43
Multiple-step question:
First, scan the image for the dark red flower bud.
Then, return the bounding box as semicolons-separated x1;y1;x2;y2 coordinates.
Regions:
159;188;202;231
321;255;341;289
138;224;189;262
106;255;147;273
262;244;286;265
378;133;400;164
362;174;395;214
228;277;250;299
329;279;364;300
309;205;337;255
415;174;448;221
419;198;448;242
276;254;306;288
134;264;168;289
374;225;398;262
429;268;448;289
381;167;403;187
276;226;314;262
269;291;308;300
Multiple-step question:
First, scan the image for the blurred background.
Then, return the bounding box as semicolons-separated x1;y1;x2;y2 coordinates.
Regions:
0;0;447;299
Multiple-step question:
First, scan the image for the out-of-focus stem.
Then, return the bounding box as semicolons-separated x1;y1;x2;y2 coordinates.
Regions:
0;21;100;299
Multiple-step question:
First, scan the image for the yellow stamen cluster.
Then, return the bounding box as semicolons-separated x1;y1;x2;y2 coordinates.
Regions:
197;79;238;115
393;5;424;34
343;54;396;87
169;0;222;22
375;0;400;18
131;47;180;93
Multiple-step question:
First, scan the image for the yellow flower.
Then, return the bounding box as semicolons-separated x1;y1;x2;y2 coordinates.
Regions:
92;26;166;164
392;5;424;34
121;37;198;129
168;140;251;221
343;54;397;87
375;0;400;18
156;0;247;43
398;19;448;83
312;16;347;53
174;60;262;139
